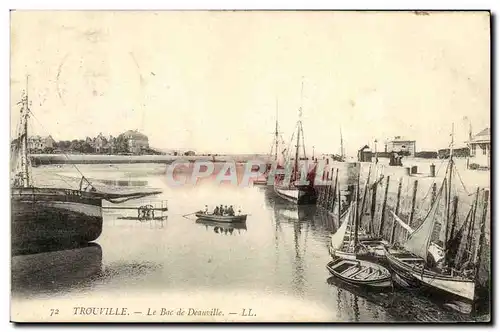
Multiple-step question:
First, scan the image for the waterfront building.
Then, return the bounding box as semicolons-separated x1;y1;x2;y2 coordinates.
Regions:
357;145;373;162
384;136;416;157
467;127;490;169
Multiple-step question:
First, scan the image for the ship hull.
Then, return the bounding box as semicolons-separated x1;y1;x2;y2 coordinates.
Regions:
385;249;475;313
11;187;103;255
273;185;317;205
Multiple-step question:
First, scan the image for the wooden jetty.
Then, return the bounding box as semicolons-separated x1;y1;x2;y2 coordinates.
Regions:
103;200;168;220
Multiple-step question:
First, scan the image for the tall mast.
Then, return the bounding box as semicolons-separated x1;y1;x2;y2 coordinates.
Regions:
443;123;454;256
19;76;31;187
340;126;344;159
274;98;279;161
447;124;454;223
294;80;304;181
294;116;301;181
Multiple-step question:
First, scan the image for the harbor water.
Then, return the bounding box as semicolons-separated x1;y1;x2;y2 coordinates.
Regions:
11;163;481;322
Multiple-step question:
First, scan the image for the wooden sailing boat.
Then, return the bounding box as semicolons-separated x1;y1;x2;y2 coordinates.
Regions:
254;100;282;186
327;179;392;289
329;164;386;261
273;83;317;205
384;125;486;313
11;78;161;255
331;126;346;162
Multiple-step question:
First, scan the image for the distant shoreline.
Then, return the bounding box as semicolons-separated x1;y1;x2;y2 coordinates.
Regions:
30;154;272;165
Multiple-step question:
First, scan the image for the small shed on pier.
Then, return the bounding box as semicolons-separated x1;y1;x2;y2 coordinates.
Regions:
357;145;373;162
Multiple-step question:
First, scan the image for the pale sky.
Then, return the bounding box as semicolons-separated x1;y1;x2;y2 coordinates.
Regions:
10;11;490;156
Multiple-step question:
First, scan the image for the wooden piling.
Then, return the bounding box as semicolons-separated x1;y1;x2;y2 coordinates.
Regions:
447;195;459;241
319;185;325;206
389;177;403;244
378;175;390;237
370;178;378;233
431;182;437;206
466;188;481;253
337;183;341;225
359;165;372;232
326;180;332;209
408;180;418;228
330;169;338;212
473;189;490;315
323;185;328;207
353;169;361;247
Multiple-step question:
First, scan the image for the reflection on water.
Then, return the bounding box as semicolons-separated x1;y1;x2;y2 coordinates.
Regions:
327;275;470;322
98;261;162;283
11;242;102;295
118;216;168;224
10;166;476;322
195;219;248;236
95;179;149;187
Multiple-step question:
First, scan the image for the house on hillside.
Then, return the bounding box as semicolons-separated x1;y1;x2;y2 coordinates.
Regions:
120;129;149;154
467;127;490;169
28;135;55;153
93;133;107;153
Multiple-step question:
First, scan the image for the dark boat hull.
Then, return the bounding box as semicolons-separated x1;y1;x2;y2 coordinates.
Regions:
11;187;103;255
273;185;317;205
384;248;475;313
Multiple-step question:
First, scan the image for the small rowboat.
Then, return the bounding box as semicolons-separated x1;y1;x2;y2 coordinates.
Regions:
195;212;248;223
326;257;392;289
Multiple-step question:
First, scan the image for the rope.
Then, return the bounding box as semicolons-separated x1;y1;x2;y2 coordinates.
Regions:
421;159;446;201
453;163;471;196
27;109;96;190
52;173;78;189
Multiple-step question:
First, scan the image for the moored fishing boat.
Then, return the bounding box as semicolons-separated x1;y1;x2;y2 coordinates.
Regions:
383;126;487;313
326;257;392;289
254;99;283;187
11;78;162;255
274;182;317;205
327;180;392;289
329;165;387;261
273;83;317;205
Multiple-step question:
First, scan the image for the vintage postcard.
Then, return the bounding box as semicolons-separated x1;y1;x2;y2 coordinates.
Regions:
10;10;491;323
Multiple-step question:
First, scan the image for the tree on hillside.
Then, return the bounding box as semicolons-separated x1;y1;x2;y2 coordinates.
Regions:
115;135;130;153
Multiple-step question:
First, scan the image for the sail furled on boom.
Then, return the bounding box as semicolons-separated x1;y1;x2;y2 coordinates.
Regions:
403;180;445;261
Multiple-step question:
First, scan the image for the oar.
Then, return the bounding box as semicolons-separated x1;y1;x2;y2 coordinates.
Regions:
182;211;198;218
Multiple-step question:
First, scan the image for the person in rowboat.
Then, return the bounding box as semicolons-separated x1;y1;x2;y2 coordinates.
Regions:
213;206;220;215
228;205;235;216
220;205;224;215
204;205;209;214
